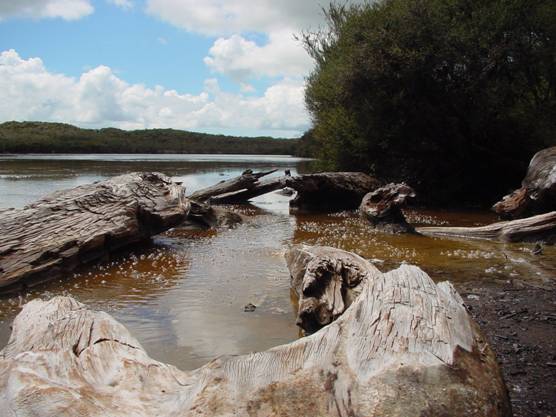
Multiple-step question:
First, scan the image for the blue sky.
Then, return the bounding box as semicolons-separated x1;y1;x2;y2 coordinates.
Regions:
0;0;354;137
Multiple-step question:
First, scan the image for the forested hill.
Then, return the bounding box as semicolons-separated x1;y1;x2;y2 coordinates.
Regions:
0;121;300;155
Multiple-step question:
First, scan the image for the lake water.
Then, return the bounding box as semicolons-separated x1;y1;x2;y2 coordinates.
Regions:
0;154;554;370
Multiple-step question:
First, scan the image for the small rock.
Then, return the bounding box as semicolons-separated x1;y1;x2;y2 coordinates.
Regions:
244;303;256;312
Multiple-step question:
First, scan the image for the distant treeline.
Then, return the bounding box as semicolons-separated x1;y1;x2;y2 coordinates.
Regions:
0;121;301;155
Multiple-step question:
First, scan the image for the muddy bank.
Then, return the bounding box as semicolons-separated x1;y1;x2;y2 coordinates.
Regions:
457;280;556;417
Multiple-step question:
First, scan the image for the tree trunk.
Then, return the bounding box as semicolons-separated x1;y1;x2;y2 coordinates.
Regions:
493;146;556;219
288;172;381;211
210;175;289;204
0;172;190;293
188;169;276;202
0;246;511;417
417;211;556;243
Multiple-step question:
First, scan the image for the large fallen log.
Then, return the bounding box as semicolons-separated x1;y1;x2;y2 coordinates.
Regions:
493;146;556;219
210;175;289;204
0;248;511;417
0;172;190;293
189;169;276;202
417;211;556;243
288;172;381;211
205;171;381;212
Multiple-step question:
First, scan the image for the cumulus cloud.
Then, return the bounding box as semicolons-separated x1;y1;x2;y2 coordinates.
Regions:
147;0;366;80
204;30;312;81
145;0;362;36
0;0;93;21
0;50;309;137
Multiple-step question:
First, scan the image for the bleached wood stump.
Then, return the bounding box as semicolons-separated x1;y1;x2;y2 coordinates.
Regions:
0;246;511;417
0;172;190;293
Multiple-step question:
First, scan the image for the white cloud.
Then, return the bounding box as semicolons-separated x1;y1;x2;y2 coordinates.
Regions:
157;36;168;45
204;30;312;81
145;0;360;36
0;0;93;20
0;50;309;137
147;0;366;80
107;0;133;10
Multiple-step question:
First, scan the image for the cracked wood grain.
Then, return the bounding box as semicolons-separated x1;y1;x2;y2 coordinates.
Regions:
0;172;190;293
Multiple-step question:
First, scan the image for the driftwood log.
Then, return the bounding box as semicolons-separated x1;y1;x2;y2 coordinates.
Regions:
359;182;416;233
287;172;381;211
493;146;556;219
192;170;381;212
417;211;556;243
0;172;190;293
189;169;276;202
0;246;511;417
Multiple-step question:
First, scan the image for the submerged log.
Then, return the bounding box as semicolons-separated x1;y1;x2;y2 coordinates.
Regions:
417;211;556;243
189;169;276;202
288;172;381;211
0;172;190;293
493;146;556;219
360;182;416;233
0;253;511;417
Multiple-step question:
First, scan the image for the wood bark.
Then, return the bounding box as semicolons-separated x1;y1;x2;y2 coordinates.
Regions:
0;172;190;293
0;246;511;417
417;211;556;243
188;169;276;202
359;182;416;233
493;146;556;219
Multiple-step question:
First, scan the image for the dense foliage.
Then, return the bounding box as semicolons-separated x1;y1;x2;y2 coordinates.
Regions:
0;122;298;155
302;0;556;204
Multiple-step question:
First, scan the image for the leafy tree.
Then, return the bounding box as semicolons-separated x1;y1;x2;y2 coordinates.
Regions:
301;0;556;204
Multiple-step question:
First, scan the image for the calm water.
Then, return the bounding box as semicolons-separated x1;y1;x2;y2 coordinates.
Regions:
0;154;554;370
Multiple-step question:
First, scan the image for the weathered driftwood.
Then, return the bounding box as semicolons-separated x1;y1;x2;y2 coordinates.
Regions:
493;146;556;219
189;169;276;202
0;252;511;417
286;245;381;333
360;182;416;233
205;171;380;212
210;175;290;204
288;172;381;211
0;173;190;293
417;211;556;243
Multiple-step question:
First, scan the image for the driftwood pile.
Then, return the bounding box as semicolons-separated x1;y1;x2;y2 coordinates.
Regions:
190;169;380;211
0;245;511;417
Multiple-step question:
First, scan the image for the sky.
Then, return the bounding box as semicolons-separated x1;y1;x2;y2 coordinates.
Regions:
0;0;362;138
